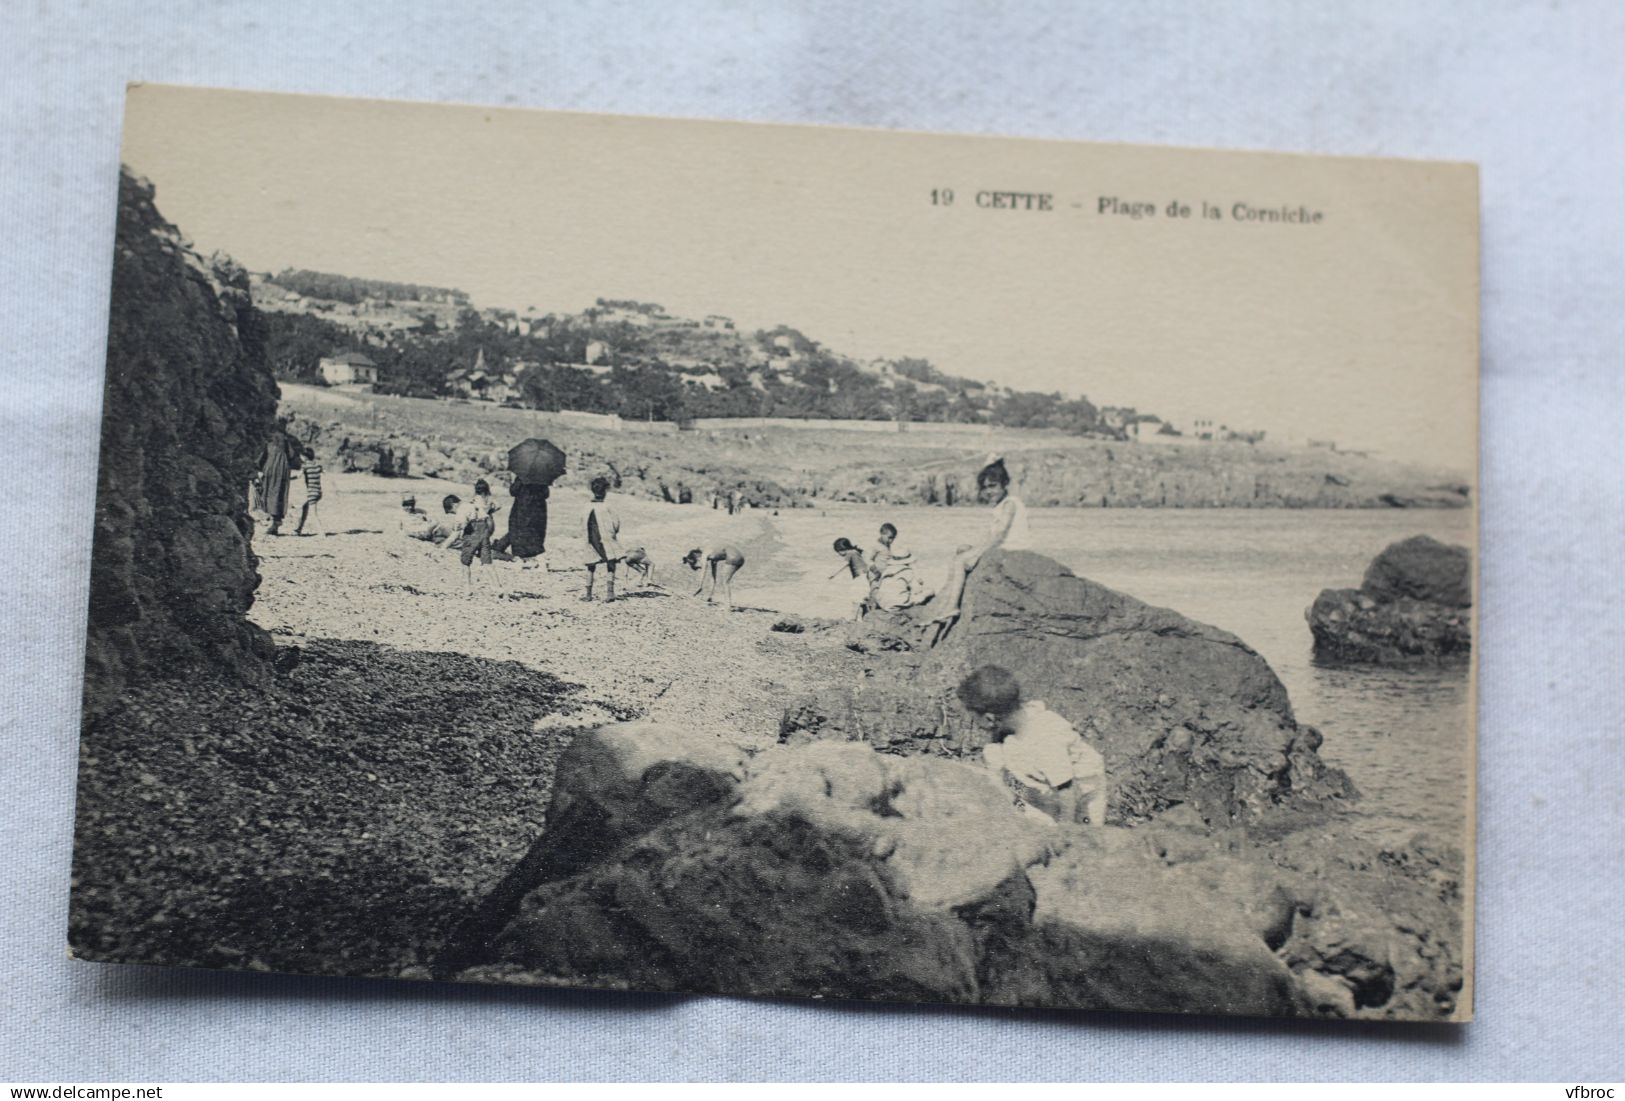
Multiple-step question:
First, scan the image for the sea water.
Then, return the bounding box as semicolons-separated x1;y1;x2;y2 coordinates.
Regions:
753;504;1475;842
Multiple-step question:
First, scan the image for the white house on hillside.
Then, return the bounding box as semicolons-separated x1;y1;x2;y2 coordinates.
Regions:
318;351;379;389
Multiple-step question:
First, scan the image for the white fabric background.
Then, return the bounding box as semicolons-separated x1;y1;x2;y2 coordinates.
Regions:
2;0;1622;1082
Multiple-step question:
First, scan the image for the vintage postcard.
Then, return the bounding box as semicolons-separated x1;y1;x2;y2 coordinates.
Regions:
72;83;1478;1021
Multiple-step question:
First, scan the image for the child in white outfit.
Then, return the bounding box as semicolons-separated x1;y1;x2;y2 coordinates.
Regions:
957;665;1107;826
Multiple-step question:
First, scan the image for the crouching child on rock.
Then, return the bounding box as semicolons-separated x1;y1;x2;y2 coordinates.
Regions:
956;664;1107;826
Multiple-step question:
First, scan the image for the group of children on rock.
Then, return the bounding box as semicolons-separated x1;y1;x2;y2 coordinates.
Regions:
824;455;1030;645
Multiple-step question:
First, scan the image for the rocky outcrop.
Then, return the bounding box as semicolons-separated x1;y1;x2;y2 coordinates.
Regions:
444;725;1287;1013
1362;535;1472;608
449;723;1464;1019
1307;535;1472;665
84;171;280;717
337;437;412;477
781;550;1356;827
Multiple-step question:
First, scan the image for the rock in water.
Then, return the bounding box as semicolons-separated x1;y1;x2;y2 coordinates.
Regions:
783;550;1356;826
85;171;280;717
1307;535;1472;665
1362;534;1472;608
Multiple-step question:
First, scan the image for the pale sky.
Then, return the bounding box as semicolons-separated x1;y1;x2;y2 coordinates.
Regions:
120;84;1479;470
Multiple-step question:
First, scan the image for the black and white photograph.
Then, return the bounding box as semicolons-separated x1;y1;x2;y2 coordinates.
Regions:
69;83;1479;1023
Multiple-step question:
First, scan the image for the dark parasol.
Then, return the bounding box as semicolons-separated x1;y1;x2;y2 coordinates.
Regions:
507;437;567;486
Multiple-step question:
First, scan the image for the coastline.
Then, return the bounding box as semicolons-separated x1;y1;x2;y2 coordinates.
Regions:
71;471;1471;986
278;385;1473;513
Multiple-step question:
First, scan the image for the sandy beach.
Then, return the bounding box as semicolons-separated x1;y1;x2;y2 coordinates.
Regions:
71;470;876;978
252;471;854;744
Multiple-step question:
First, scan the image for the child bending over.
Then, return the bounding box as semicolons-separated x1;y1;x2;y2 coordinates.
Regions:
956;664;1107;826
683;545;746;608
622;547;655;589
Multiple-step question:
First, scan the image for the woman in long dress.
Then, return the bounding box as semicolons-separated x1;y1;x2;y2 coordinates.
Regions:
922;456;1030;646
253;420;302;535
492;481;549;565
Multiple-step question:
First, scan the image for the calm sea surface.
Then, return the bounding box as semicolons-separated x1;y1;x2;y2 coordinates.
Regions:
757;505;1476;844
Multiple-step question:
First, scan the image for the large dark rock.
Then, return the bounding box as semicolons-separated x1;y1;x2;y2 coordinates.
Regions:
1363;535;1472;608
338;438;411;477
454;724;1467;1018
452;724;1466;1018
448;728;1037;1001
1308;536;1472;665
782;550;1355;827
437;722;749;977
1269;826;1469;1019
84;171;280;717
979;827;1305;1016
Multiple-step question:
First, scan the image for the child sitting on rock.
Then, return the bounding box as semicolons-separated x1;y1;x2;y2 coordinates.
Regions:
956;664;1107;826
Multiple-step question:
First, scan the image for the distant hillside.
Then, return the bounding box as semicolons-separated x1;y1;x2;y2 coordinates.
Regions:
277;385;1471;512
269;269;469;306
255;279;1172;438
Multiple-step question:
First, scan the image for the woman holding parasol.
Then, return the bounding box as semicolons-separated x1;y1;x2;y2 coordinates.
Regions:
494;438;566;564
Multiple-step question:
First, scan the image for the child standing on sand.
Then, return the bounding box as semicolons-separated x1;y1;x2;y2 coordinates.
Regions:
452;479;502;586
582;475;624;602
829;538;870;620
956;664;1107;826
293;448;324;536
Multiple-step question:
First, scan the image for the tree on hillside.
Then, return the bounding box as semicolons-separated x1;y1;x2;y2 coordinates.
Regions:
890;356;952;388
263;312;353;382
271;269;469;305
611;365;689;422
520;365;613;414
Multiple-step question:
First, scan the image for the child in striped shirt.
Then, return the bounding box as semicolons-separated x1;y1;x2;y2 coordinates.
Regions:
294;448;324;536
